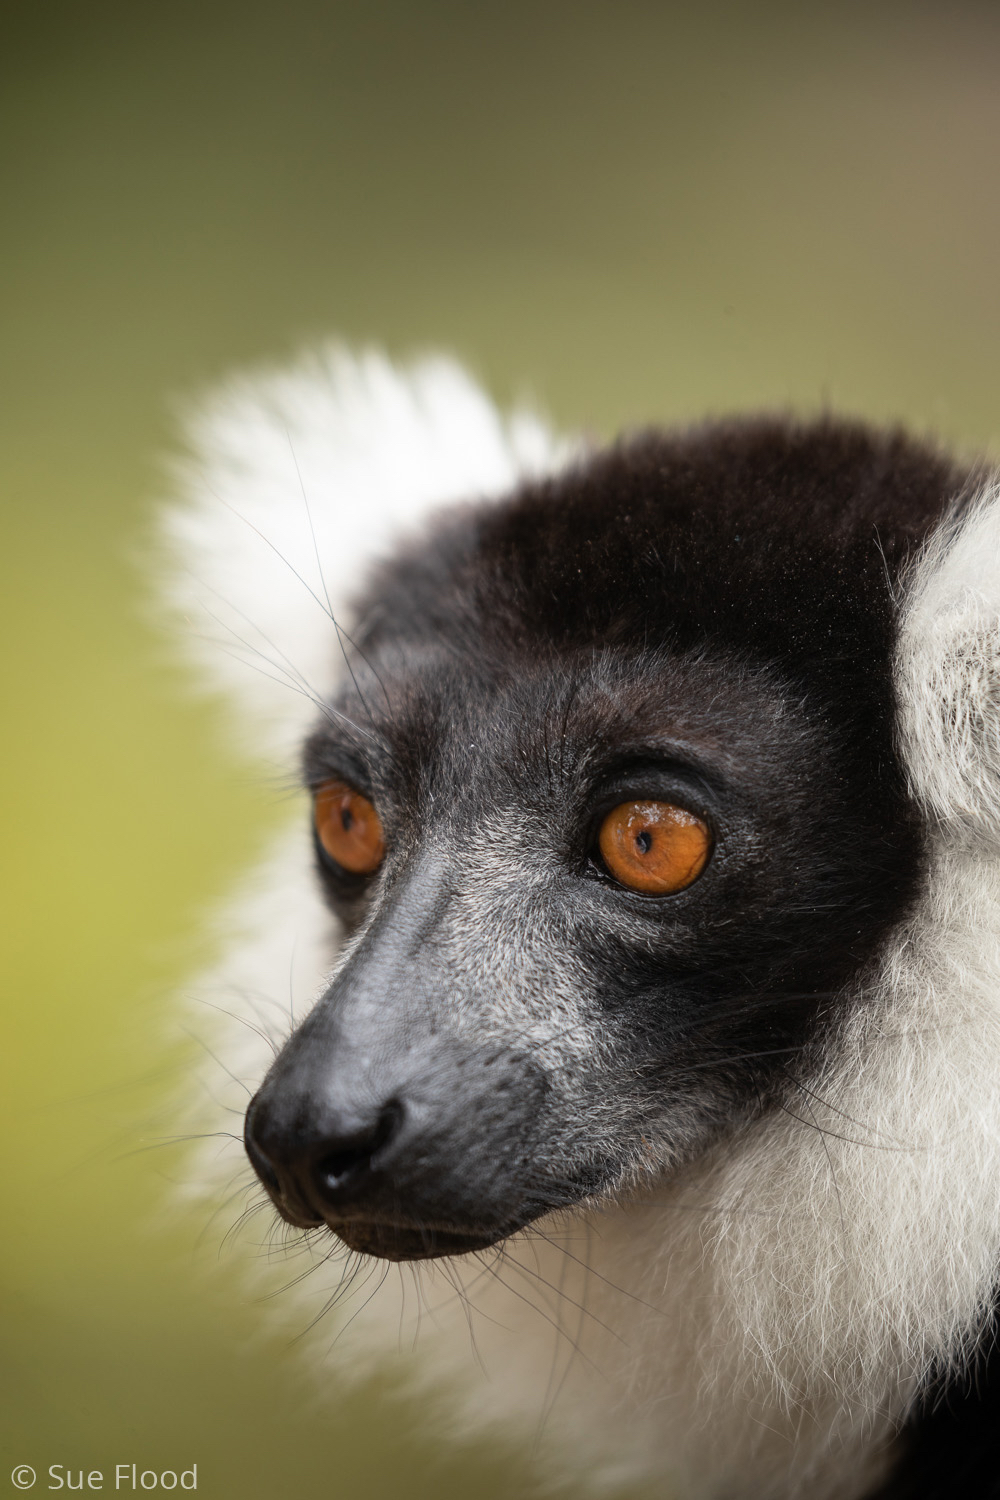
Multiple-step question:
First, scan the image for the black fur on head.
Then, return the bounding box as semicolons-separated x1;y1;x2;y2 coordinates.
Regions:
244;416;960;1262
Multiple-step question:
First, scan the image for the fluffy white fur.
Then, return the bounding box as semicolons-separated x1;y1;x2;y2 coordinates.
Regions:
161;345;574;758
897;482;1000;837
165;349;1000;1500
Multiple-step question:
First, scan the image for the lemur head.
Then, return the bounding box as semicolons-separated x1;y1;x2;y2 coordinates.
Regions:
239;412;970;1262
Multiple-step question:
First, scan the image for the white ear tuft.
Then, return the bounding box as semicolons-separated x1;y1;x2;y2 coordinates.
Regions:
157;345;575;761
896;479;1000;837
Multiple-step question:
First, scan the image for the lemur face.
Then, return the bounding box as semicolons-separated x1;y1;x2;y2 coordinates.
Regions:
171;352;1000;1496
244;421;949;1261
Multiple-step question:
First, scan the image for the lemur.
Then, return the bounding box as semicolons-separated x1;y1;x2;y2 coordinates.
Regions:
163;347;1000;1500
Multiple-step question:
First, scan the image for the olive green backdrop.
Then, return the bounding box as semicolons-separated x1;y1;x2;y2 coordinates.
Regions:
3;3;999;1496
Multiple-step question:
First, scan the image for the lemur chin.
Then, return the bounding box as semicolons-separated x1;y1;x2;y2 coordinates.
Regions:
163;347;1000;1500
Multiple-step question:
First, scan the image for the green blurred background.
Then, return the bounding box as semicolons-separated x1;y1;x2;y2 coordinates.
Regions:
3;3;1000;1495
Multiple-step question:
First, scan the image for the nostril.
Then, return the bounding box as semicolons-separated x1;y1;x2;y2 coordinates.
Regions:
316;1143;371;1193
312;1099;403;1202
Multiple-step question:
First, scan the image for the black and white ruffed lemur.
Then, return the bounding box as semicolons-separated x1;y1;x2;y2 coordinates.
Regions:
163;348;1000;1499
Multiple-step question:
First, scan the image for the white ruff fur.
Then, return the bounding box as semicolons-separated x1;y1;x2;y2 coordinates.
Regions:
163;349;1000;1500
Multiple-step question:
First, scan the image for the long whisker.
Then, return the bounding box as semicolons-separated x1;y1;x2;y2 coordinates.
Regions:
524;1222;666;1317
180;1027;255;1099
779;1085;848;1252
197;598;378;746
285;429;379;729
474;1253;608;1380
205;487;342;632
193;996;280;1057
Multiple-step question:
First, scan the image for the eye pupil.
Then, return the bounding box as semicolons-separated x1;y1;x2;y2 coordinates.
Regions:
341;806;354;831
635;829;653;855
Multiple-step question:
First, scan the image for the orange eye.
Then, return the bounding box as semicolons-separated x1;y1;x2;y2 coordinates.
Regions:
314;780;385;875
597;800;712;895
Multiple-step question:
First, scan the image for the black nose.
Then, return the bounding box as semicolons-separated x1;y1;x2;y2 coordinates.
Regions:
244;1091;404;1226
